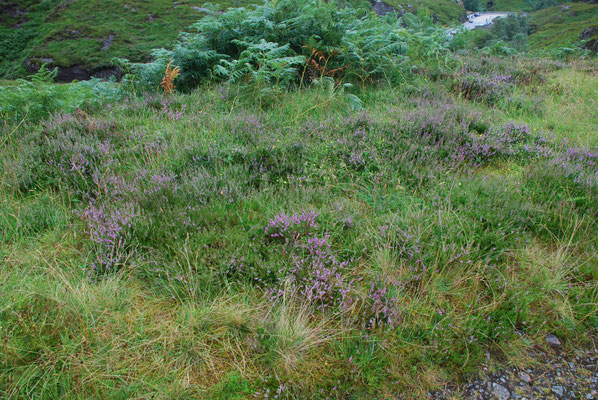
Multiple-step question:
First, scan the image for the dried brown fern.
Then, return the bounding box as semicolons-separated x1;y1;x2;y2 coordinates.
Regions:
160;61;181;95
305;48;348;79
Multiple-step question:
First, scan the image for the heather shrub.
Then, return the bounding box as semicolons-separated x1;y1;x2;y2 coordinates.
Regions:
356;274;401;329
550;144;598;190
454;69;514;104
8;112;122;196
262;212;353;312
265;211;319;242
80;201;136;273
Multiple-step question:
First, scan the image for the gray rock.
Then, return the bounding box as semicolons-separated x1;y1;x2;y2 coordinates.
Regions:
551;386;565;397
579;26;598;40
101;34;114;51
493;383;510;400
520;371;532;383
546;334;561;346
568;362;575;370
586;394;594;400
371;0;400;16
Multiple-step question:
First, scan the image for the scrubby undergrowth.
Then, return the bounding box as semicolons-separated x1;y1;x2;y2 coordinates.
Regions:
1;51;597;398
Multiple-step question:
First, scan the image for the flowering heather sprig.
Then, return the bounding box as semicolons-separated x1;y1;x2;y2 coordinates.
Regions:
501;122;531;145
265;211;319;241
270;233;353;312
95;168;178;202
340;112;375;131
156;100;186;121
551;144;598;188
264;212;354;311
80;201;135;271
359;275;401;329
42;111;119;139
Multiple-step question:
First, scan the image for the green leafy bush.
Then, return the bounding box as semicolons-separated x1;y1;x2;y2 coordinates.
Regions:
0;65;121;123
122;0;451;91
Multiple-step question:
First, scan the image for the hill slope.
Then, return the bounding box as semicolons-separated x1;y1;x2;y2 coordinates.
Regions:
1;0;468;81
529;2;598;52
384;0;466;24
0;0;253;80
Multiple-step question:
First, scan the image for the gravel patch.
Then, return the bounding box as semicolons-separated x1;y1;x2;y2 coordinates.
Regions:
428;340;598;399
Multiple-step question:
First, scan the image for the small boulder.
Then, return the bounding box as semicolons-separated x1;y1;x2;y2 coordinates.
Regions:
101;34;114;51
492;383;510;400
551;386;566;397
580;26;598;40
546;334;561;346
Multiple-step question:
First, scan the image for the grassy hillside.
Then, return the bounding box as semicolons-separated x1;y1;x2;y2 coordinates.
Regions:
1;0;597;397
0;0;254;79
385;0;466;24
488;0;528;10
1;57;597;399
529;2;598;51
1;0;468;80
488;0;572;12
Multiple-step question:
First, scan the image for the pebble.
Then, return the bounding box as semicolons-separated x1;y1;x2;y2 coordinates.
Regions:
427;342;598;399
551;385;565;397
546;334;562;346
493;383;510;400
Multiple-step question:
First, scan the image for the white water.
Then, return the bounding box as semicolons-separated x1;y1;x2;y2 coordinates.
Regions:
463;12;513;30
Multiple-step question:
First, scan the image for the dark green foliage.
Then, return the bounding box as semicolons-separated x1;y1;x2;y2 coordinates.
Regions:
124;0;451;91
463;0;483;11
0;67;120;123
492;14;530;43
